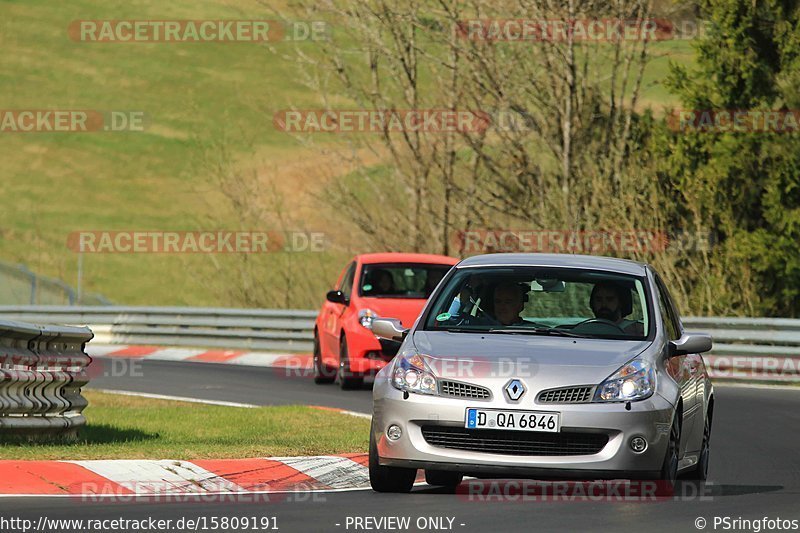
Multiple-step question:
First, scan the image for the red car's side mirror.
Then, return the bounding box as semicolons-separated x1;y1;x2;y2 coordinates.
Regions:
326;290;347;304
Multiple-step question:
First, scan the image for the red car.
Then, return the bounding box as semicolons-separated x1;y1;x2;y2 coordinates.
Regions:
314;253;459;389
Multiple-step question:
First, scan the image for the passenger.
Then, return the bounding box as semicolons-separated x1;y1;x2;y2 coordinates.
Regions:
492;282;527;326
589;282;644;335
424;270;445;297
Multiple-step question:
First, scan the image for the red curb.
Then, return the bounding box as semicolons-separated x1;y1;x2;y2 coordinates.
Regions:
192;458;318;491
187;350;246;363
0;456;376;495
104;346;160;358
0;461;132;495
339;453;369;467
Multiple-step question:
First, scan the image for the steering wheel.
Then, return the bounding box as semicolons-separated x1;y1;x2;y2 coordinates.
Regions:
571;318;626;334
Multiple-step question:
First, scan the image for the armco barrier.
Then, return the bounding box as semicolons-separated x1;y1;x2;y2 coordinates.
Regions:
0;306;316;352
0;319;93;436
0;307;797;382
682;316;800;382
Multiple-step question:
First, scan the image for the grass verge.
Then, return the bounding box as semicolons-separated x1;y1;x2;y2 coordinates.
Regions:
0;391;370;460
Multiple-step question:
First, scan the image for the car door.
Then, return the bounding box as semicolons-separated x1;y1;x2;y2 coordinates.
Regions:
323;261;357;366
322;261;356;362
667;286;708;455
654;273;697;456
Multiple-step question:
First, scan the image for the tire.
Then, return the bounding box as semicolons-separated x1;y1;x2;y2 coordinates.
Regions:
313;331;335;384
683;410;711;481
337;336;364;390
659;414;681;488
369;423;416;493
425;469;463;489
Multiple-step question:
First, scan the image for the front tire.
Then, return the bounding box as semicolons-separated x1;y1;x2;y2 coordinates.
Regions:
337;337;363;390
659;414;681;488
369;423;416;493
313;332;335;384
683;411;711;481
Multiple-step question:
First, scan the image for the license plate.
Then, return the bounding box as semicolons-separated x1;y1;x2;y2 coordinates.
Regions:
465;408;560;433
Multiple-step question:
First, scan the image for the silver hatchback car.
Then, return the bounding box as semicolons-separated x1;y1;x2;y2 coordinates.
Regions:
369;254;714;492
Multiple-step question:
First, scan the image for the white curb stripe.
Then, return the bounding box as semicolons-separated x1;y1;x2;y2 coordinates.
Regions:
90;389;259;408
67;460;247;494
85;344;125;357
226;353;302;367
145;348;207;361
272;456;370;489
337;409;372;420
84;345;313;369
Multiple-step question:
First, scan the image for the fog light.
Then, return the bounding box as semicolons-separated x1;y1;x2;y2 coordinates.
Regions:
630;436;647;453
387;424;402;441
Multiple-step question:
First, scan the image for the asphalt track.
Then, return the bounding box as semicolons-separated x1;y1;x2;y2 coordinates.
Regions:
1;359;799;533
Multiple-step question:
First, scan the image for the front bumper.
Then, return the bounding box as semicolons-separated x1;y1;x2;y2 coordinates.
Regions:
372;376;674;479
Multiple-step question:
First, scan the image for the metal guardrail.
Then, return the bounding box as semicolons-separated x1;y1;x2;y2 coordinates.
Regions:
681;316;800;382
0;307;797;381
0;319;93;437
0;306;316;353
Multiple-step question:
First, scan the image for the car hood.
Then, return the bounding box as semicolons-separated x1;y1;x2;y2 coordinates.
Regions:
411;330;651;387
359;297;427;329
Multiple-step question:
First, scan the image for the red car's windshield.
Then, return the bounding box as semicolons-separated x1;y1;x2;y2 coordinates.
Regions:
359;263;451;299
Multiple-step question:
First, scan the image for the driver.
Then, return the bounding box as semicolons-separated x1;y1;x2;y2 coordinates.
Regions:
492;282;527;326
589;282;644;335
370;269;396;295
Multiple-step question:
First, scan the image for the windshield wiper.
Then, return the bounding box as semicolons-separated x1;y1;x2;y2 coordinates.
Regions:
488;327;586;338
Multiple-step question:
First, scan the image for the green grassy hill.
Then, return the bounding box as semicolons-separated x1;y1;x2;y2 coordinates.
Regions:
0;0;345;305
0;0;695;307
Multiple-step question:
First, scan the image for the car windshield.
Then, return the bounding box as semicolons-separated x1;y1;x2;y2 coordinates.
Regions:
360;263;452;299
423;266;650;340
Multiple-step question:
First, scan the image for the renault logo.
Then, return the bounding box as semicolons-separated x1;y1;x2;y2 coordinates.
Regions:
504;379;526;401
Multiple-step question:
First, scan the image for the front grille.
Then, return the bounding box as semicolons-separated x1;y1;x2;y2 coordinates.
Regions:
537;386;594;404
421;426;608;456
438;380;492;400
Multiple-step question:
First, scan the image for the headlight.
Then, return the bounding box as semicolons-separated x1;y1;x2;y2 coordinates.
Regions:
594;359;655;402
391;350;438;395
358;309;378;329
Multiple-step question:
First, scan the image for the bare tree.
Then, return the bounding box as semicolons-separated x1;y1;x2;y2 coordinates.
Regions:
295;0;491;255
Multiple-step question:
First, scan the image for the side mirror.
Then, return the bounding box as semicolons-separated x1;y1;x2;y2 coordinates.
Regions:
669;332;712;357
326;290;347;304
370;317;408;342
